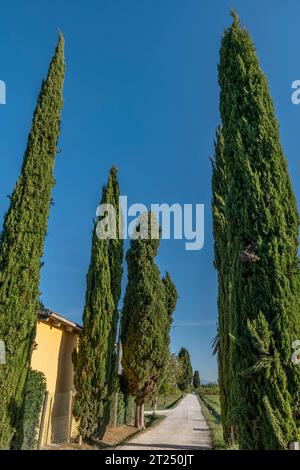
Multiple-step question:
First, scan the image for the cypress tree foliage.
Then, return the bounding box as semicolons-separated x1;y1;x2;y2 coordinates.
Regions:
193;370;201;389
211;127;232;443
104;167;124;428
177;347;193;393
73;168;123;440
152;272;178;407
0;35;65;449
103;167;123;413
162;271;178;323
217;11;300;449
159;353;179;396
121;213;170;429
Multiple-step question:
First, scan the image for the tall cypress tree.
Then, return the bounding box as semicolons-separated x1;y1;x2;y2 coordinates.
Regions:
121;213;170;429
177;347;193;393
102;167;123;392
103;167;124;426
73;168;122;440
0;35;65;449
218;11;300;449
211;127;232;443
193;370;201;389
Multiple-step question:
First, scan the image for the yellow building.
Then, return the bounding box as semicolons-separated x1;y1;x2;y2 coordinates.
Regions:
31;309;81;447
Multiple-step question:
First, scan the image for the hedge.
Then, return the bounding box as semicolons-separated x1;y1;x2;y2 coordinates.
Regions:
21;369;46;449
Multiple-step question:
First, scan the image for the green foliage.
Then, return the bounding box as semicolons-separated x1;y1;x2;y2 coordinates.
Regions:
197;387;238;450
159;353;179;396
216;13;300;449
121;213;171;406
211;128;232;443
116;389;126;426
0;35;65;449
124;394;135;425
193;370;201;389
198;384;219;395
111;377;134;426
177;347;193;393
21;369;46;450
104;167;124;397
162;272;178;323
73;168;123;441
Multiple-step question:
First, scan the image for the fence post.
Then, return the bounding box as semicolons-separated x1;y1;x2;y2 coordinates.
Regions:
45;395;53;446
67;391;73;445
113;391;118;428
37;392;49;450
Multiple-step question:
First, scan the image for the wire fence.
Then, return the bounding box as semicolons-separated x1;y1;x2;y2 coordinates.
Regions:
38;391;77;448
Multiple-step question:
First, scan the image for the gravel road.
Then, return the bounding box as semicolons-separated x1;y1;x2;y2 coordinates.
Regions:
117;393;212;450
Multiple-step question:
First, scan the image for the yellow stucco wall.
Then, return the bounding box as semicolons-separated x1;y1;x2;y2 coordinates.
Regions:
31;320;78;394
31;320;80;447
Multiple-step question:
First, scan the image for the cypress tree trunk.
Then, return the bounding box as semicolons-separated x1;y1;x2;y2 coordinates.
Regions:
211;128;232;443
73;168;123;440
140;403;145;429
218;11;300;449
135;403;140;429
0;35;65;449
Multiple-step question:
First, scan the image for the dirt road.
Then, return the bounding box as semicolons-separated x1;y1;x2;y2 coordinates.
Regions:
117;393;212;450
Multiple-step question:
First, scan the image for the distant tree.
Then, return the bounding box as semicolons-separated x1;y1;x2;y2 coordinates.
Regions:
193;370;201;389
177;347;193;393
121;213;171;429
159;353;179;397
0;35;65;449
152;273;178;413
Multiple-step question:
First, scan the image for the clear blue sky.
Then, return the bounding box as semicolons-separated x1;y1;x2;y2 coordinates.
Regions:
1;0;300;382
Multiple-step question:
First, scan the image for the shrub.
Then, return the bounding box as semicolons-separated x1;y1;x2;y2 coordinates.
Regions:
21;369;46;450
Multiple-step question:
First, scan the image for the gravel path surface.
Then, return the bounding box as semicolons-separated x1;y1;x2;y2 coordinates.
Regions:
117;394;212;450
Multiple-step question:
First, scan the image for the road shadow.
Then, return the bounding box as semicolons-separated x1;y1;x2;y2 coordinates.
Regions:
120;442;211;450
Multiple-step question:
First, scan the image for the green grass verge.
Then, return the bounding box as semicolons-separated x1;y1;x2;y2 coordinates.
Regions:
145;392;182;411
196;392;238;450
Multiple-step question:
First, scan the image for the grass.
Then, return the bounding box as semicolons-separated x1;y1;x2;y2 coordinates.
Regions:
196;390;238;450
145;392;182;411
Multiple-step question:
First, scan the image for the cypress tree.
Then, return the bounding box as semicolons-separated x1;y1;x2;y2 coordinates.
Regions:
102;168;123;393
121;213;170;429
177;347;193;393
0;35;65;449
218;11;300;449
211;127;232;443
73;168;123;440
104;167;124;426
193;370;201;389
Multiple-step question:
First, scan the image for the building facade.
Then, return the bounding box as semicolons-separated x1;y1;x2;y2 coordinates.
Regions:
31;309;81;447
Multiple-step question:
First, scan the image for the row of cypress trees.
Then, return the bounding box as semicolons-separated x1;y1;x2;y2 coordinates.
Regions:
212;12;300;449
72;167;123;439
0;31;178;447
74;196;178;436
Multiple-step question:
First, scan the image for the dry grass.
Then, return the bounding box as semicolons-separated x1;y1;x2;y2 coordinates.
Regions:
43;425;139;450
102;425;138;447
